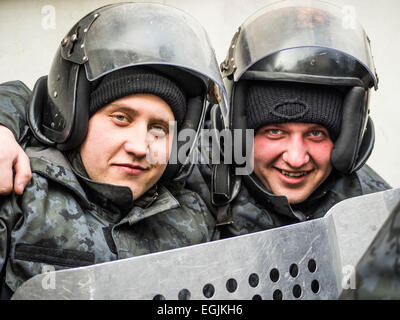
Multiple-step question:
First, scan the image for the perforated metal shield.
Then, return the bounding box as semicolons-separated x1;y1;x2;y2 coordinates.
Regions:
12;188;399;300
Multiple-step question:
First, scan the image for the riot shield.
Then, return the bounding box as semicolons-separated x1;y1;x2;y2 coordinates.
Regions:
12;188;399;300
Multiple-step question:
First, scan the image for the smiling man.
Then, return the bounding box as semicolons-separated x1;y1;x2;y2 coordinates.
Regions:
81;93;173;198
0;3;226;299
79;68;183;200
249;82;342;205
186;0;392;237
253;121;333;204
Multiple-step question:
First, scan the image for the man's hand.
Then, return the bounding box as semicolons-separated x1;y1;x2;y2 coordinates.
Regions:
0;125;31;195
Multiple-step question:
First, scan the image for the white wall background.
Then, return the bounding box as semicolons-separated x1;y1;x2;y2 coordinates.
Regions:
1;0;399;187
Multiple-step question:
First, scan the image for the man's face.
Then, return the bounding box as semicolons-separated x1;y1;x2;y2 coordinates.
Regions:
80;94;175;200
253;122;334;204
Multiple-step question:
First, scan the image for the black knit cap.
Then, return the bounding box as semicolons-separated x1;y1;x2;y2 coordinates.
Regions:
246;82;344;140
89;66;186;126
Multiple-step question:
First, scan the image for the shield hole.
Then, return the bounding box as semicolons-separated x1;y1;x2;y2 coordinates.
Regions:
153;294;166;300
308;259;317;273
293;284;302;299
289;264;299;278
248;273;259;288
273;289;283;300
203;283;215;298
269;268;280;282
178;288;191;300
311;280;320;294
226;278;238;293
252;294;262;300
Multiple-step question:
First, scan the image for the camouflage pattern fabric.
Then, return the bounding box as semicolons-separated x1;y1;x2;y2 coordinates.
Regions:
0;81;31;142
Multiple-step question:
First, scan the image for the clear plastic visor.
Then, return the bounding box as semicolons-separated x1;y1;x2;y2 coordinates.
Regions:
81;3;228;115
232;0;377;88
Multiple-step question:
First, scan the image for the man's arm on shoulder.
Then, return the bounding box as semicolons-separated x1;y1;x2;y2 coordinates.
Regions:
0;81;32;195
0;81;31;141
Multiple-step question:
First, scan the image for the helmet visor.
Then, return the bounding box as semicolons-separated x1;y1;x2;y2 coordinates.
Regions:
81;3;228;114
231;0;377;88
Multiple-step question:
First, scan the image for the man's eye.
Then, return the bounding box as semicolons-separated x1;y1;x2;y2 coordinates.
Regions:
310;130;323;137
112;114;129;123
267;129;282;135
149;125;167;137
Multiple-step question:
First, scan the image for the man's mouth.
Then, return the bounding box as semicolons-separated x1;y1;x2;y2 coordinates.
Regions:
115;163;148;170
113;163;149;175
278;169;313;178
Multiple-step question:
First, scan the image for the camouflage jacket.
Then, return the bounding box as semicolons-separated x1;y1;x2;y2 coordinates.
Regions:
0;80;216;297
186;162;391;237
0;81;30;143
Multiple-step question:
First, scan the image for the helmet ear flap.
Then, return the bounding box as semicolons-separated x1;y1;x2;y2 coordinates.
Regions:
28;66;90;151
160;96;205;182
352;117;375;172
331;86;372;174
28;76;57;146
230;80;249;166
56;65;89;151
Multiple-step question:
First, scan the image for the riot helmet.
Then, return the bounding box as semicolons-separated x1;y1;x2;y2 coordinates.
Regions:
27;2;228;182
214;0;378;204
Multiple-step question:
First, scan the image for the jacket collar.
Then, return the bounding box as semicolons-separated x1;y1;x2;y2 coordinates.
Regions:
26;146;91;209
242;171;347;221
122;185;180;226
242;174;306;220
65;149;136;215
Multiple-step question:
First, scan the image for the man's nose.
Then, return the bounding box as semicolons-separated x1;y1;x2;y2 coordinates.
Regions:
123;126;148;158
282;136;310;168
